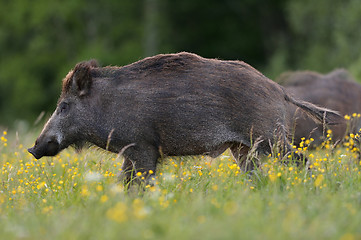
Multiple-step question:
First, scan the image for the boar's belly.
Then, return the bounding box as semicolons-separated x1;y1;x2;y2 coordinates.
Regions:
160;142;229;157
158;130;243;157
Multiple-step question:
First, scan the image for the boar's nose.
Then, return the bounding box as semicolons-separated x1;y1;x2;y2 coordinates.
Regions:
28;138;60;159
28;147;41;159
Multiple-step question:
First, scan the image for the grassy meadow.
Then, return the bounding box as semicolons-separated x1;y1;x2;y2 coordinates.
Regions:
1;117;361;240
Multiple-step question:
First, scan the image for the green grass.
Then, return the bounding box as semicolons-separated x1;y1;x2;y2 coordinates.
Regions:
1;130;361;240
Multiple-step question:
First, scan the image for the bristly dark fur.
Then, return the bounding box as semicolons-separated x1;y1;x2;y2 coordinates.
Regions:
29;52;343;184
72;140;88;153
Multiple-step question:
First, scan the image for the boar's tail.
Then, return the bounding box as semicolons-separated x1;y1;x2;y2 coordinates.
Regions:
283;89;344;126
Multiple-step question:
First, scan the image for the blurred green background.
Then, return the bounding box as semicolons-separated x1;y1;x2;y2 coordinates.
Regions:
0;0;360;128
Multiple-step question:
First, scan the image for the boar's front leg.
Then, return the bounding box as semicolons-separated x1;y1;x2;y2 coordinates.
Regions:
118;143;160;186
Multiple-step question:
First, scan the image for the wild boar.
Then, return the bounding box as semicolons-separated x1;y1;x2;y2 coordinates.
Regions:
28;52;341;184
280;69;360;145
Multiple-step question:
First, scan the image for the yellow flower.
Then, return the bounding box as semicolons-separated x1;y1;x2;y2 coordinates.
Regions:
132;199;148;219
106;202;127;223
42;206;53;214
100;195;108;203
223;201;238;215
81;186;90;197
136;172;142;177
344;115;351;120
197;215;206;224
314;175;324;187
340;233;355;240
269;174;277;182
37;182;46;190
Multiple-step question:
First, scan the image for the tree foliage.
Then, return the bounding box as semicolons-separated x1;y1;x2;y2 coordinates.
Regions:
0;0;360;127
267;0;361;79
0;0;143;125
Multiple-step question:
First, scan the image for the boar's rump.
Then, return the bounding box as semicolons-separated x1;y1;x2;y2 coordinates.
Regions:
28;52;342;184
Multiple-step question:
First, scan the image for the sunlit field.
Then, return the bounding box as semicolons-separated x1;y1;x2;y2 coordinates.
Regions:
1;116;361;240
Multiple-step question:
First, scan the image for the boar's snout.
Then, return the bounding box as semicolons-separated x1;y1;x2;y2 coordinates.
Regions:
28;146;43;159
28;137;60;159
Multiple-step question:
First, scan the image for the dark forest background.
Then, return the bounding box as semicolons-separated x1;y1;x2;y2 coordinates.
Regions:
1;0;360;128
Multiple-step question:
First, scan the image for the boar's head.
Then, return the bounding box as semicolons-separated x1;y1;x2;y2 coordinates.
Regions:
28;60;98;159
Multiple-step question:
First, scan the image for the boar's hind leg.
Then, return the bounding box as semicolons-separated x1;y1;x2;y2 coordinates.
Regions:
230;143;257;172
118;143;159;186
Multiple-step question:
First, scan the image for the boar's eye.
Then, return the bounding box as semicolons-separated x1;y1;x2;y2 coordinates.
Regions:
58;102;69;114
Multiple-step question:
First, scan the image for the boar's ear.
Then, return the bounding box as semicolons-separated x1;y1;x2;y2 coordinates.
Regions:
72;62;94;97
87;59;99;68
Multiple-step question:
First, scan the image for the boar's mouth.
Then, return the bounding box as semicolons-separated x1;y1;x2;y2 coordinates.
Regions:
28;139;60;159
